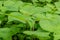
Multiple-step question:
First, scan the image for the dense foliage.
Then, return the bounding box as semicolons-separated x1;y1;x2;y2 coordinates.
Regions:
0;0;60;40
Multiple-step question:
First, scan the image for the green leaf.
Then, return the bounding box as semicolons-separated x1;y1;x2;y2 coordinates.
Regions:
55;2;60;8
20;5;41;16
15;1;24;8
55;10;60;14
4;1;18;11
43;4;55;13
23;31;50;40
40;14;60;33
39;0;52;2
0;28;12;40
54;35;60;40
0;14;5;23
55;2;60;12
8;12;26;23
33;13;46;21
10;26;20;35
0;1;3;6
0;6;7;12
